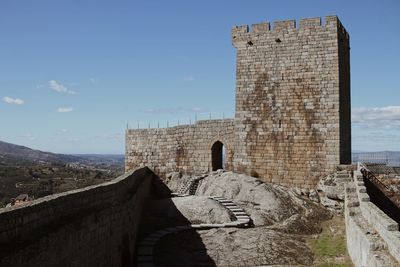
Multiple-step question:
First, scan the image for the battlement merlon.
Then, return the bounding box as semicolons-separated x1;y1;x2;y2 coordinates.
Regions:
232;15;349;48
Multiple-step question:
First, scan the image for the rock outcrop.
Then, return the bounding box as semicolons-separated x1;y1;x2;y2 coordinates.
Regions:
140;170;334;266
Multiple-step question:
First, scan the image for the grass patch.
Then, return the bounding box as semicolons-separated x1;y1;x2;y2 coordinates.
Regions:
312;232;347;257
307;215;353;267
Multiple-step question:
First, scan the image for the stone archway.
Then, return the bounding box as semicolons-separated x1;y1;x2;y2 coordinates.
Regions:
211;141;225;171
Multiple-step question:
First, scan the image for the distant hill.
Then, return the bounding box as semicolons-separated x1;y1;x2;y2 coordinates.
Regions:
0;140;125;167
73;154;124;165
0;140;126;207
0;140;85;165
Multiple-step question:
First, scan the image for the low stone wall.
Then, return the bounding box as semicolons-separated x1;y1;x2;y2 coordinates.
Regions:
344;168;400;266
355;168;400;263
125;119;235;177
0;167;155;267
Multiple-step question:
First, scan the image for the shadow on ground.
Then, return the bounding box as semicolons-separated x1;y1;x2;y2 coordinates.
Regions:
135;175;217;267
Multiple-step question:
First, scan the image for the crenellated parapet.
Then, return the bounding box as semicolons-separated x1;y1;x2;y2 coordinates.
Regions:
232;16;349;48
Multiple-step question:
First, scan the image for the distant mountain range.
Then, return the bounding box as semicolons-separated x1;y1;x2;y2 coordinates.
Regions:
0;140;124;166
352;151;400;166
1;139;398;167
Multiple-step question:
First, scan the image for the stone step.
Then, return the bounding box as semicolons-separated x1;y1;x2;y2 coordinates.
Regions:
346;187;356;193
149;232;168;238
138;247;153;256
236;219;250;224
157;229;175;235
174;225;192;231
220;202;235;206
359;187;367;193
139;240;157;246
163;227;180;233
137;256;153;262
233;212;248;216
347;201;360;208
228;208;244;212
219;199;234;203
224;205;239;209
223;222;243;227
210;223;225;228
199;223;216;228
142;237;159;242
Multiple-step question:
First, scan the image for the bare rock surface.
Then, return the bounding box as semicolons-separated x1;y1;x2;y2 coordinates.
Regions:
143;171;333;266
150;195;231;224
196;171;330;227
155;227;314;267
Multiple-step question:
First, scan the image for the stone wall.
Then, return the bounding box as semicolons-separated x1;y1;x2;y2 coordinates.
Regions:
232;16;351;188
0;167;155;267
345;166;400;266
125;119;235;177
125;16;351;189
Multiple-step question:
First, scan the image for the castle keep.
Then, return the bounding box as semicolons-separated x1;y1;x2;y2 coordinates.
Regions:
126;15;351;188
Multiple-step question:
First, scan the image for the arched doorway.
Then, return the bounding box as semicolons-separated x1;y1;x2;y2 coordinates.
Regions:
211;141;226;171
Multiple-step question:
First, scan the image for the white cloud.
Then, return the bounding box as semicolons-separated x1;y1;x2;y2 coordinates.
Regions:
352;106;400;151
18;134;36;141
352;106;400;128
48;80;76;94
2;96;24;105
54;129;69;136
56;107;74;113
182;75;194;82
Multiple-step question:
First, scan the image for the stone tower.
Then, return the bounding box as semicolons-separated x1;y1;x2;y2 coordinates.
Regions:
125;15;351;189
232;16;351;187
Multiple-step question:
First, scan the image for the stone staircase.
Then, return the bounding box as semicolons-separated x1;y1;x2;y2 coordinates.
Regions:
336;170;352;181
172;175;205;197
317;169;353;213
137;175;252;267
189;179;201;195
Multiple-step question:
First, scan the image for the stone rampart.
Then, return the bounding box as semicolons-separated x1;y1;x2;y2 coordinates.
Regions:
0;167;155;267
344;166;400;266
125;119;235;177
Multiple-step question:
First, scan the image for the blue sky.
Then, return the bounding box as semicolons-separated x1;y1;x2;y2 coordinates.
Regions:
0;0;399;154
